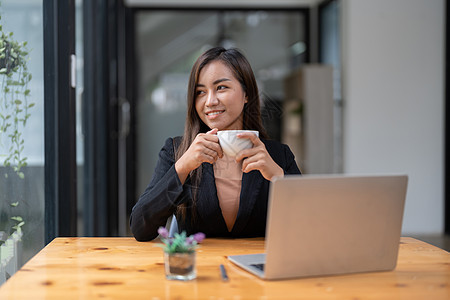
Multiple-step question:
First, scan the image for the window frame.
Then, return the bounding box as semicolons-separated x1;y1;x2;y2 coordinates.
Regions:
44;0;77;243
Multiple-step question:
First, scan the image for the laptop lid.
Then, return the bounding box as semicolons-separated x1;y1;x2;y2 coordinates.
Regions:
228;175;408;280
259;174;408;280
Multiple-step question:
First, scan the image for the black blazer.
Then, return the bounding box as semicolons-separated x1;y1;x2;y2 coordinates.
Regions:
130;137;301;241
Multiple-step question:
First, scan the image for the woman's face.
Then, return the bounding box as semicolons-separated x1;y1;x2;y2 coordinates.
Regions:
195;60;247;131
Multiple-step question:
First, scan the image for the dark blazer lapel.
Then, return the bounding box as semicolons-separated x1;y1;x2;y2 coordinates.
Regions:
196;163;228;232
231;169;264;234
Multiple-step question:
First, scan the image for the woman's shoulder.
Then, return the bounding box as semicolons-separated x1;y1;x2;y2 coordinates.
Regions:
157;136;183;160
161;136;182;148
261;138;295;161
262;138;300;173
172;136;183;148
261;138;290;152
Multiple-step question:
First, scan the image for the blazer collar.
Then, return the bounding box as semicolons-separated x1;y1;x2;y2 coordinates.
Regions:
231;170;264;235
196;162;265;235
196;163;228;232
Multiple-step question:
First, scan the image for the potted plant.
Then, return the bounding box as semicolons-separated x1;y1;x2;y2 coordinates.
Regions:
157;227;205;281
0;1;33;284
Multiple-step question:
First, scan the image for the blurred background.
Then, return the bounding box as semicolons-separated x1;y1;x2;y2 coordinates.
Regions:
0;0;447;280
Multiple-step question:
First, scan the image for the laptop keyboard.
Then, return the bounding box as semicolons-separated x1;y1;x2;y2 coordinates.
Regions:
251;263;265;271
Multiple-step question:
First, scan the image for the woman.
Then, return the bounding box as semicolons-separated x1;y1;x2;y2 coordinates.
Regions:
130;47;301;241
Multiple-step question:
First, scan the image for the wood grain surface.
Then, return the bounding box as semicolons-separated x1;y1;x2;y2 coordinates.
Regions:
0;237;448;299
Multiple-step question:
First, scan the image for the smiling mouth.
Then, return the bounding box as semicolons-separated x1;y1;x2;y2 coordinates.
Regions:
206;110;225;117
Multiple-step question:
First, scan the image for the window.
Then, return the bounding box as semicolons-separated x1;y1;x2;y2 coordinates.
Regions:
0;0;45;282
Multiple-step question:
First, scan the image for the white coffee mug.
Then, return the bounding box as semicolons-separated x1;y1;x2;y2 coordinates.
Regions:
217;130;259;157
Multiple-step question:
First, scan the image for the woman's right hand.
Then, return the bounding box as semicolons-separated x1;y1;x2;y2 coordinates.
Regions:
175;128;223;184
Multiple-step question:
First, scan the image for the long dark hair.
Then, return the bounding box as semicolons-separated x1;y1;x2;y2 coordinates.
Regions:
175;47;267;221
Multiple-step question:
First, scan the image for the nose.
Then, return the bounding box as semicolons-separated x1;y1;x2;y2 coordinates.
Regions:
205;91;219;107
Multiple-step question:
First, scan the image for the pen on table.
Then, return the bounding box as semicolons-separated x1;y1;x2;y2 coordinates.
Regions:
220;264;229;282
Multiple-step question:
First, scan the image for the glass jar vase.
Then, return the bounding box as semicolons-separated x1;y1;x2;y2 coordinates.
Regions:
164;251;196;281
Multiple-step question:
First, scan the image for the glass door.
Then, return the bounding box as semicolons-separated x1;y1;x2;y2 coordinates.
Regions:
0;0;45;282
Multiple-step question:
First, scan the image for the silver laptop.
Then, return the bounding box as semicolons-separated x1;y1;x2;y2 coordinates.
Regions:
228;174;408;280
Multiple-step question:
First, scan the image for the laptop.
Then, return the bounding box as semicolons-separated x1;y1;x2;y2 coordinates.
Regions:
228;174;408;280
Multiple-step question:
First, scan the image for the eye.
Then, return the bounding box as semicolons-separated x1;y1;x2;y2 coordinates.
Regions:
217;85;227;91
196;90;205;96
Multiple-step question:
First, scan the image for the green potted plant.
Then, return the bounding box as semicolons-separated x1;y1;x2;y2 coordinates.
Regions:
157;226;205;281
0;1;33;283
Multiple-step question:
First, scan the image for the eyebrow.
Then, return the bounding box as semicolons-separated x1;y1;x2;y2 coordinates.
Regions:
196;78;232;88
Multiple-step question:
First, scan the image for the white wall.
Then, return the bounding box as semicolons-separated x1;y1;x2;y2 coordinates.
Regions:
341;0;445;234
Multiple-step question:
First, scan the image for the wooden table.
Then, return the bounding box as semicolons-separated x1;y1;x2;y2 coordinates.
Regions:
0;237;448;299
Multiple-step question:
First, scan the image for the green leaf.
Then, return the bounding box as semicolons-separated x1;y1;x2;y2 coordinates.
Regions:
11;216;23;222
12;221;25;230
10;202;19;207
14;99;22;105
18;172;24;179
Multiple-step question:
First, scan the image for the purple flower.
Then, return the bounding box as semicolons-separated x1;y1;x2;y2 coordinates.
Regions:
158;226;169;238
185;237;194;245
193;232;205;243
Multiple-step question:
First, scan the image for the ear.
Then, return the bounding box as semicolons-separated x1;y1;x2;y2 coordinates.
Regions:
244;95;248;103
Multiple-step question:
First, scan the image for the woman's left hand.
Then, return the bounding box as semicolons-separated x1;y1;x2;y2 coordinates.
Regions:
235;132;284;181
